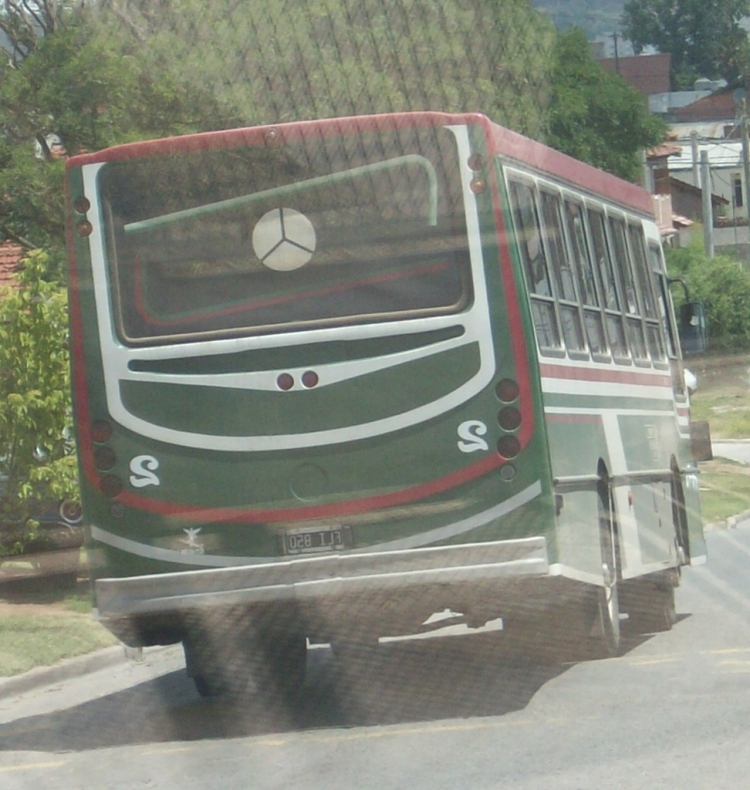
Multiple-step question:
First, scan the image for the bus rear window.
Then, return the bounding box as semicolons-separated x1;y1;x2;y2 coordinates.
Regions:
99;126;472;344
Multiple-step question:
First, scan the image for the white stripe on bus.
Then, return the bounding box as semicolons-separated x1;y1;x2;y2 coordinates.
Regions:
90;480;543;568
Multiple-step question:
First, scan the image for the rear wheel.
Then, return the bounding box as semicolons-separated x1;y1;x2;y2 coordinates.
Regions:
671;465;690;565
625;581;676;634
184;623;307;703
586;476;621;659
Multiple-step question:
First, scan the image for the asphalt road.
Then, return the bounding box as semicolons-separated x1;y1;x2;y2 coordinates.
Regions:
713;440;750;465
2;525;750;789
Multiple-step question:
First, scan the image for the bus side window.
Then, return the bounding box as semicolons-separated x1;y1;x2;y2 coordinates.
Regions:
540;190;586;355
609;215;648;363
649;243;686;396
564;200;608;357
588;208;629;362
509;181;561;351
629;224;666;365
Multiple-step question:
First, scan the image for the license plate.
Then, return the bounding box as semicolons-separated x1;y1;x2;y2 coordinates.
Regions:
281;525;352;555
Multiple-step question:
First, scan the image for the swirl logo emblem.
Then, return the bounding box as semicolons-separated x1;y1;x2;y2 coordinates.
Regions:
252;207;317;271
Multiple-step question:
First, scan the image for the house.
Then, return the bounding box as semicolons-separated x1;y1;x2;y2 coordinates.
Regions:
598;52;671;99
0;242;23;288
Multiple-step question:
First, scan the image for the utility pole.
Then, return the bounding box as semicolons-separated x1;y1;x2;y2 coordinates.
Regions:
691;131;700;185
612;32;620;73
701;150;714;257
742;114;750;224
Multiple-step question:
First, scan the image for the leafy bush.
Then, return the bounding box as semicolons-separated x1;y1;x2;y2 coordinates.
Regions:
0;249;78;557
666;241;750;350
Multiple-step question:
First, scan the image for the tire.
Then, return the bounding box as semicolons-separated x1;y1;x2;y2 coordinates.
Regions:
185;627;307;701
586;476;621;659
626;581;676;634
671;466;690;565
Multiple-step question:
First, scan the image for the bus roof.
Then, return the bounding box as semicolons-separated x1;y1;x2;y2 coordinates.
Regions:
66;111;655;218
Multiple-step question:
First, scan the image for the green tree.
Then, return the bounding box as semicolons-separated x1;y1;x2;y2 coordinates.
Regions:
0;249;77;555
95;0;556;137
0;11;240;273
546;29;667;181
667;240;750;348
621;0;750;90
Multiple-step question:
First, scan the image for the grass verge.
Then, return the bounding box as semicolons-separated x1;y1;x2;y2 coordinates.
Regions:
0;581;119;677
699;458;750;525
0;612;119;677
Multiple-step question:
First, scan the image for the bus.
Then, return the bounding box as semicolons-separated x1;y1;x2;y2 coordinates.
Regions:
65;112;705;700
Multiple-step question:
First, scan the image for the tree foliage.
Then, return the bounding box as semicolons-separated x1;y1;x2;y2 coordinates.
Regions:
621;0;750;90
0;12;241;272
546;29;667;181
0;249;77;554
0;0;80;64
93;0;555;137
667;241;750;349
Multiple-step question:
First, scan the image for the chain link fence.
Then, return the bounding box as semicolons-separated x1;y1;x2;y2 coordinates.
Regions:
94;0;554;138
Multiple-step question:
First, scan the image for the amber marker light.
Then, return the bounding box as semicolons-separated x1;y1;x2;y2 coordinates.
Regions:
301;370;319;388
94;446;117;471
469;177;487;195
277;373;294;391
497;435;521;459
498;407;522;432
73;196;90;214
99;475;123;498
91;420;113;443
495;378;520;403
467;153;485;171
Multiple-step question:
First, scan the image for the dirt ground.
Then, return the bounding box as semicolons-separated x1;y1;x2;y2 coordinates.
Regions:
689;352;750;392
0;577;90;617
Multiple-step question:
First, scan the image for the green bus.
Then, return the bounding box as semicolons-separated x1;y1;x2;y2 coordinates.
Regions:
65;112;705;699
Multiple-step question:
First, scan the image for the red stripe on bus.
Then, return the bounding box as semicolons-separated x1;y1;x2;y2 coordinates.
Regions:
111;452;508;523
487;122;654;216
540;363;672;388
546;414;602;423
66;112;484;167
66;112;656;219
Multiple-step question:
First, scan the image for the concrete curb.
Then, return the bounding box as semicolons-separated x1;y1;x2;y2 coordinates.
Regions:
5;510;750;699
705;508;750;532
0;644;168;701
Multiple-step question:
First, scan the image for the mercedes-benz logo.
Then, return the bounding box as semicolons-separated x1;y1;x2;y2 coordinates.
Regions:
252;207;316;271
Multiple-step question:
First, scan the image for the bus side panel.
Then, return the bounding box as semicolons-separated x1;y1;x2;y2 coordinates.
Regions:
545;413;608;579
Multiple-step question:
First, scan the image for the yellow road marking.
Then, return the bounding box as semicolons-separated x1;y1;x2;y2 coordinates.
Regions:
709;648;750;655
630;657;680;666
143;715;587;755
0;759;68;774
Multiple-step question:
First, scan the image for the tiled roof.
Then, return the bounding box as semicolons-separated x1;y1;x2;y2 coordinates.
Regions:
0;242;24;288
647;142;682;159
599;53;671;97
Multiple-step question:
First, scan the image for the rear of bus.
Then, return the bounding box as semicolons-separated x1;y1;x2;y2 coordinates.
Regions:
65;113;555;684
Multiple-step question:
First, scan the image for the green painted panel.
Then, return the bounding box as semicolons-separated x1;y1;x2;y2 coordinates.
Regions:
120;342;481;436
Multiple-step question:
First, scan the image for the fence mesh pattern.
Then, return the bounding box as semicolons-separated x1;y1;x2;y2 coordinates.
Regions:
95;0;554;137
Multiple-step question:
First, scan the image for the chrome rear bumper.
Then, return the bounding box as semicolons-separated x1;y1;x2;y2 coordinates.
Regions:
95;536;549;617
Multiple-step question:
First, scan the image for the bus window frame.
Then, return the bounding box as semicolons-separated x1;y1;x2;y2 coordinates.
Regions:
586;205;632;366
507;174;565;357
607;212;650;367
561;196;611;364
649;241;687;398
627;221;668;370
538;186;588;361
